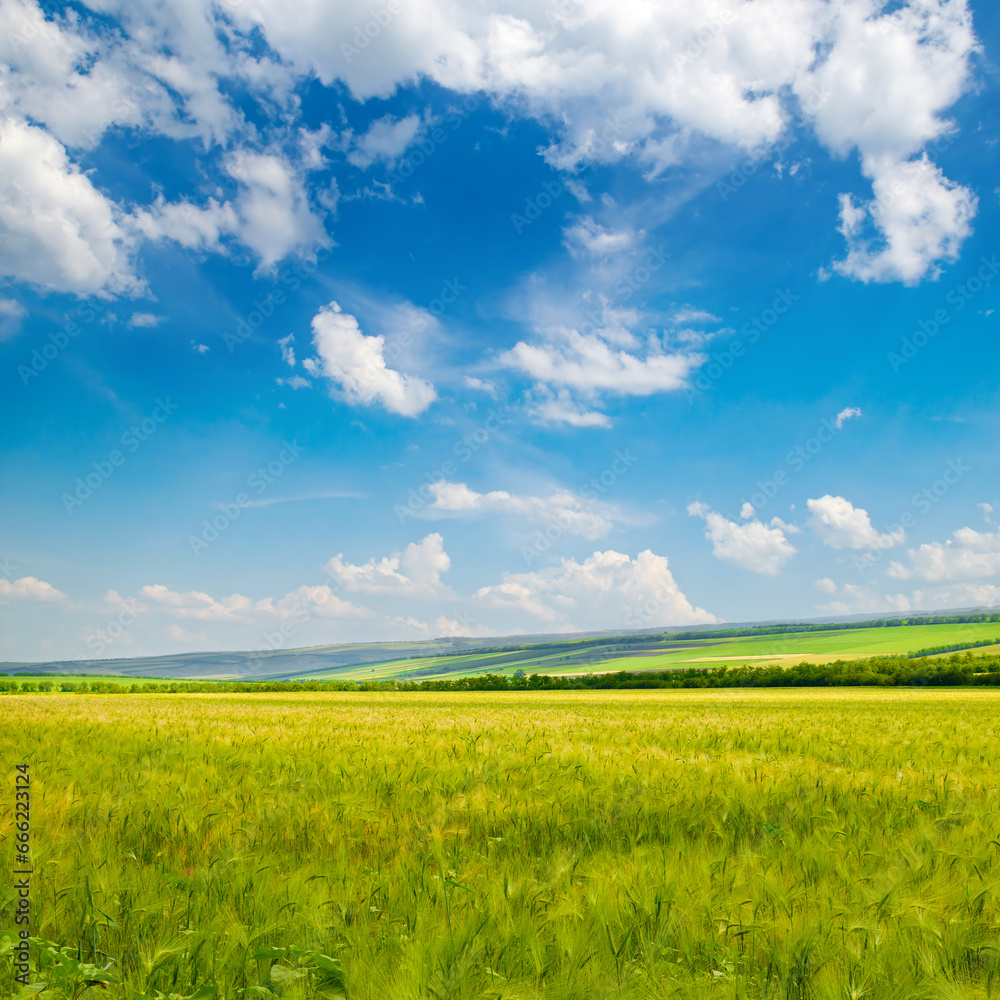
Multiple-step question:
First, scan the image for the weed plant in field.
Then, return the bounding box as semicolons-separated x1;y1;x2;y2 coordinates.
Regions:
1;690;999;999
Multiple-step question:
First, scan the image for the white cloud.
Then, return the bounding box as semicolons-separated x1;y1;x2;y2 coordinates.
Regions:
887;525;1000;582
135;149;329;272
0;0;976;314
0;576;68;603
474;549;716;629
562;216;635;258
0;117;142;296
978;502;993;524
127;312;162;328
910;583;1000;609
133;196;239;253
0;296;26;340
815;577;837;594
671;307;721;325
276;375;311;389
226;0;977;282
503;328;699;395
225;150;330;271
165;623;205;644
834;406;862;429
817;584;913;616
278;333;295;366
430;614;502;638
421;481;618;539
832;155;976;285
463;375;498;398
324;533;452;597
688;501;797;575
138;581;371;623
807;495;905;550
139;584;256;621
346;113;425;168
525;386;612;428
267;586;374;621
306;301;437;417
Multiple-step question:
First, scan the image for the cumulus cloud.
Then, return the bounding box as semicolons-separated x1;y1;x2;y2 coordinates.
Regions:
133;196;239;253
228;0;976;278
807;495;905;550
419;481;619;539
0;0;978;302
815;577;837;594
138;581;371;623
887;525;1000;582
817;583;913;616
130;150;330;271
474;549;716;629
502;328;701;396
0;118;142;296
834;406;862;428
138;584;257;621
306;301;437;417
346;113;425;168
501;299;704;425
324;533;452;597
266;585;374;621
832;155;976;285
688;502;797;575
225;150;330;271
0;576;69;603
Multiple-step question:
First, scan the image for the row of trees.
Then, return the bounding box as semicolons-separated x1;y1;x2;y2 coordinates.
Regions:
3;651;1000;693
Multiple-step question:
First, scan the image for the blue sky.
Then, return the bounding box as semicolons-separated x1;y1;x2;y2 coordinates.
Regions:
1;0;999;662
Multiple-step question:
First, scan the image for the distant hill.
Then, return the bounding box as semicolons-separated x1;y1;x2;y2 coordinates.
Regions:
3;607;998;682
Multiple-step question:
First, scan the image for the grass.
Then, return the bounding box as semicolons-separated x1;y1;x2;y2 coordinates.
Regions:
291;621;1000;681
3;689;1000;999
0;674;194;688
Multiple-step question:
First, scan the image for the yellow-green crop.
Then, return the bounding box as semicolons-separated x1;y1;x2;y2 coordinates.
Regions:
2;689;999;999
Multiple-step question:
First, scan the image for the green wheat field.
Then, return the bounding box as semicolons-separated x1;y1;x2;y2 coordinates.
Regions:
2;688;1000;999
